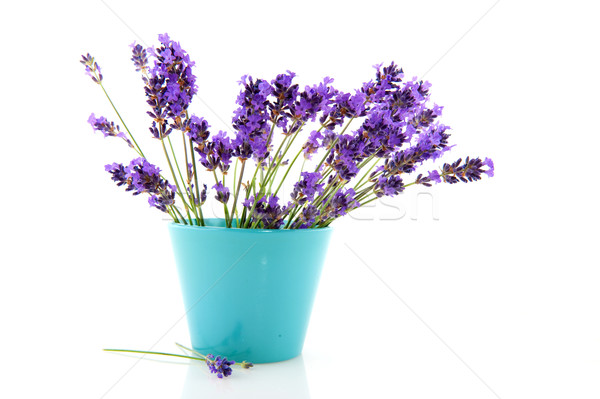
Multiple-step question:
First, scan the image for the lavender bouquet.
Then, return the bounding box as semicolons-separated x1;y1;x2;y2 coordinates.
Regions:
82;33;493;230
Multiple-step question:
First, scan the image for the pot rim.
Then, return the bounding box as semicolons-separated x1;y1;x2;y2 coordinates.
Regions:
168;218;333;234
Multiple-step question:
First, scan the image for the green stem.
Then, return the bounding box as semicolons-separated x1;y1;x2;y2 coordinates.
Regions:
173;206;188;225
353;157;381;191
273;146;303;197
298;158;306;179
175;343;207;360
355;196;378;207
355;182;376;202
168;136;199;223
189;138;204;226
229;160;246;228
98;83;145;158
182;133;191;182
168;206;179;223
232;159;239;203
161;139;192;223
262;134;289;191
104;349;202;362
259;164;264;186
266;123;304;193
167;137;188;196
284;204;303;229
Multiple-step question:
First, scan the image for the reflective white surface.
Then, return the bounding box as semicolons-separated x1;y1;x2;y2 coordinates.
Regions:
3;223;600;398
2;0;600;398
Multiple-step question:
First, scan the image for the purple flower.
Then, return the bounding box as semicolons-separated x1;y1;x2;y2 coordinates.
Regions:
335;134;367;161
442;157;488;184
233;138;253;161
165;81;181;102
374;175;405;197
428;170;441;183
302;130;324;159
242;197;253;208
143;34;198;139
242;195;288;229
85;40;495;227
88;113;133;148
200;184;208;204
232;76;272;161
291;172;324;205
105;163;129;187
130;43;148;72
158;33;170;45
404;77;433;106
291;77;337;123
268;71;299;122
319;91;366;129
411;108;439;129
384;124;452;174
80;53;102;84
483;157;494;177
294;204;320;228
355;108;406;158
147;190;176;213
205;354;235;378
105;158;175;213
197;131;233;174
323;188;360;219
332;155;360;181
321;129;337;149
367;62;404;100
186;115;211;145
212;182;230;204
127;158;162;194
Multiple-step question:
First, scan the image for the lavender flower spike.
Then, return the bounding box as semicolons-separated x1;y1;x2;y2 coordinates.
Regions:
80;53;102;84
442;157;492;184
213;182;230;204
88;113;133;148
130;42;148;72
205;354;235;378
83;34;494;228
483;157;495;177
105;158;176;214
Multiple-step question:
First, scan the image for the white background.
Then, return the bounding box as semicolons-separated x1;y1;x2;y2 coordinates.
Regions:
1;1;599;398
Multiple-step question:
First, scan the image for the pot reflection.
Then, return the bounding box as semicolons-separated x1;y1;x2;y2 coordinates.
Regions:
181;354;311;399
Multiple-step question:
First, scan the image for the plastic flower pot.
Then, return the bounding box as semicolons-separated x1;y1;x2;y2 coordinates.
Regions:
168;218;332;364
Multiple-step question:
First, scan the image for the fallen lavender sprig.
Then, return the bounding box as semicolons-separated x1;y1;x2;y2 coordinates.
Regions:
104;343;253;378
82;33;493;229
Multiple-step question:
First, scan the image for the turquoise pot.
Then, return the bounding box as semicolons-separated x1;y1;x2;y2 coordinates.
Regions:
168;219;332;364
